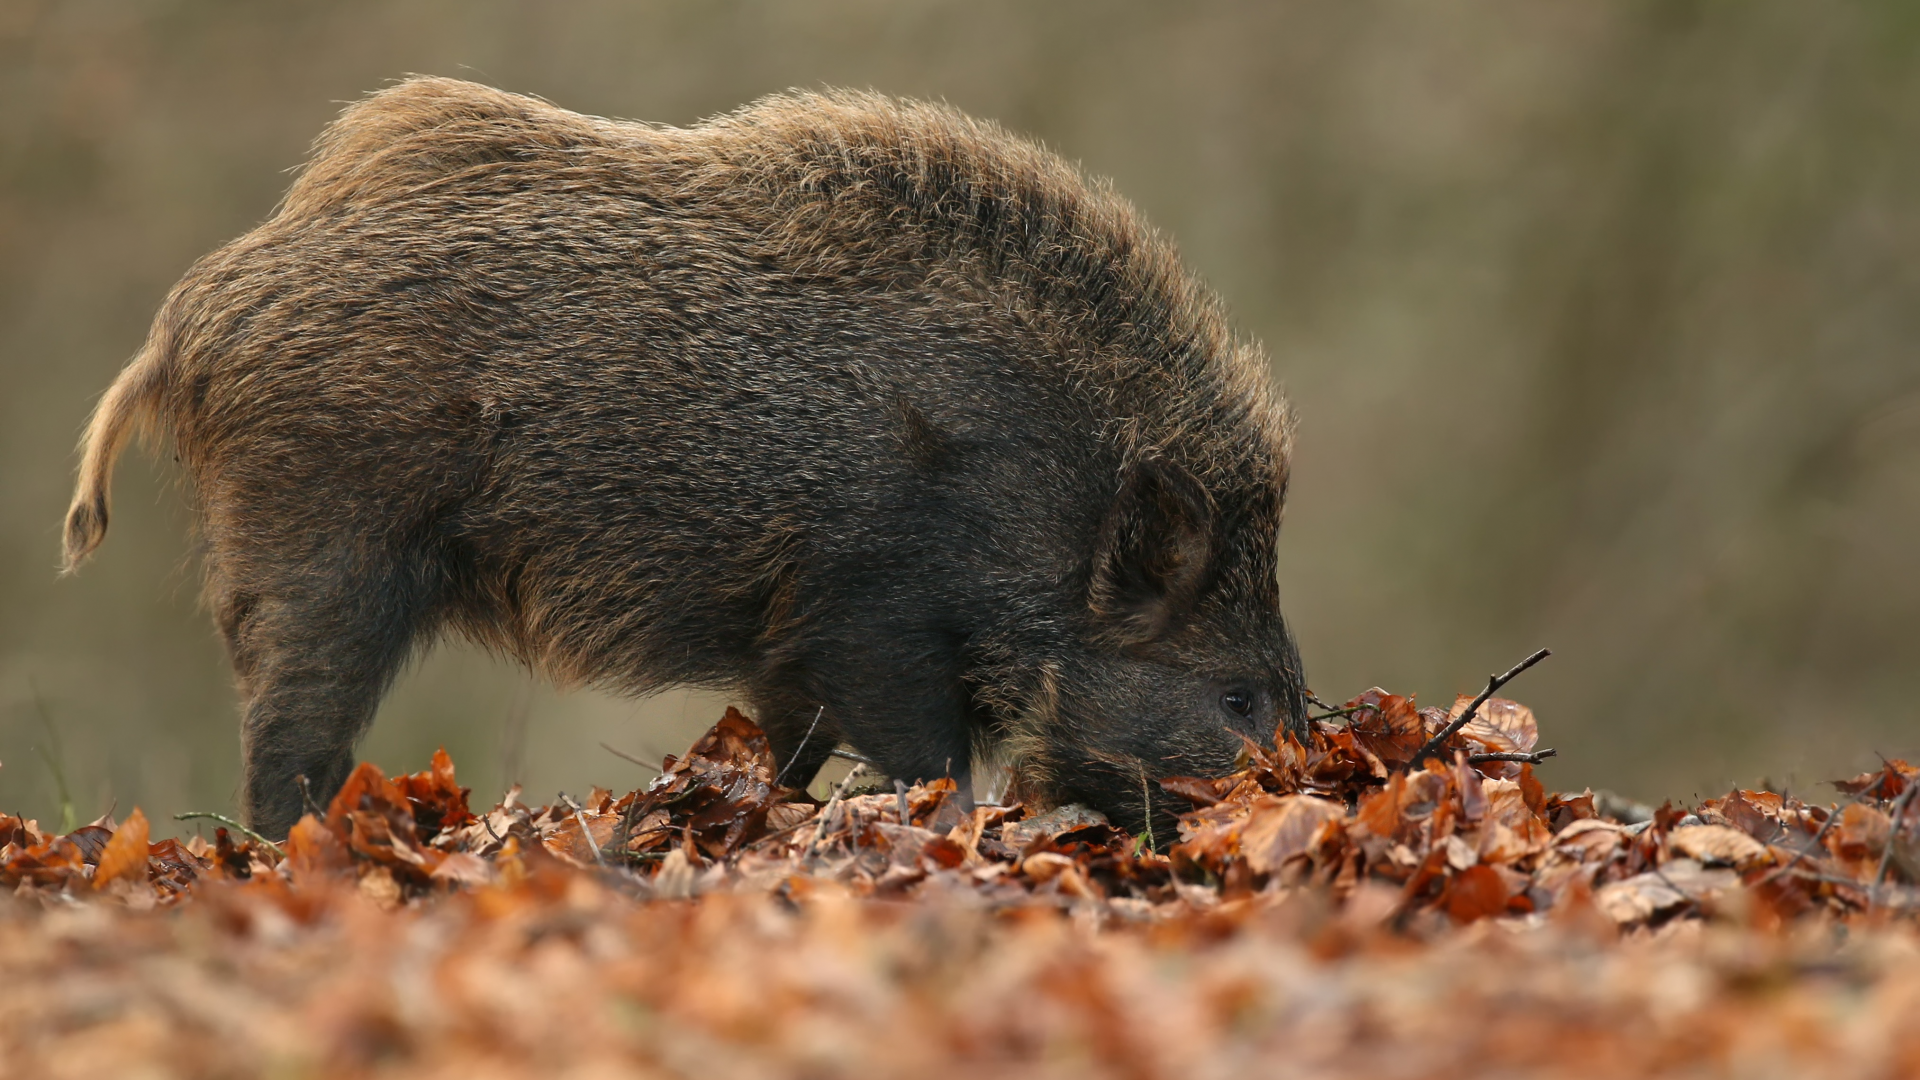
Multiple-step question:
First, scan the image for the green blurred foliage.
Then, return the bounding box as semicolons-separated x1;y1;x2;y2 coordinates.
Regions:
2;0;1915;828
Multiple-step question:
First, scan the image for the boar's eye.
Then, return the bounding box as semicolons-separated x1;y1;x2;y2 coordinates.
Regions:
1220;690;1253;718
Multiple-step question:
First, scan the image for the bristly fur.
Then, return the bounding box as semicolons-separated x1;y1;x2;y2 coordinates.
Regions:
65;77;1306;839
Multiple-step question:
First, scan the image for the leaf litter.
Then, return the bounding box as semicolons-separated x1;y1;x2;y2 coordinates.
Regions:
3;696;1919;1078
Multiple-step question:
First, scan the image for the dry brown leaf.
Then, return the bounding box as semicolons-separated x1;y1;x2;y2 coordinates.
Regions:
1554;819;1627;860
1239;795;1344;875
1442;864;1510;922
91;807;150;890
1453;696;1539;754
1004;805;1111;851
429;852;494;886
1594;871;1690;924
1;690;1919;1080
283;812;350;883
1346;689;1428;768
1669;824;1771;869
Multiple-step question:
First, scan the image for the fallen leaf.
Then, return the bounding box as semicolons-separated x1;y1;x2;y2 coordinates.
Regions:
284;813;351;883
1346;689;1427;768
1454;696;1538;754
92;807;150;890
1669;824;1771;869
1443;864;1509;923
1594;871;1690;925
1003;805;1111;853
1239;795;1343;875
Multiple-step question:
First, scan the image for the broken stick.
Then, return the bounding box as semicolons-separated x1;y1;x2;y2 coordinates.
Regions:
1410;648;1552;768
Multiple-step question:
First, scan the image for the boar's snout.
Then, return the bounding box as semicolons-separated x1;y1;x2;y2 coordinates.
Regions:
1004;451;1309;842
1030;649;1306;842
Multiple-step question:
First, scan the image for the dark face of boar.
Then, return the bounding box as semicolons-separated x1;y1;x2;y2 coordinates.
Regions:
1009;454;1308;839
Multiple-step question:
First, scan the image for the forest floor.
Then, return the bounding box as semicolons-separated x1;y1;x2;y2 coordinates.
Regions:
2;682;1916;1079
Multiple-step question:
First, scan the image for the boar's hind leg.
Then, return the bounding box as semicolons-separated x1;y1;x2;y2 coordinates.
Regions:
216;548;438;839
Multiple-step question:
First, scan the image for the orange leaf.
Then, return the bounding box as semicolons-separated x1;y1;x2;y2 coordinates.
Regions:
1442;864;1509;923
1355;774;1407;838
394;747;476;839
1833;759;1914;799
1346;689;1426;768
92;807;150;889
326;761;411;837
1519;764;1547;818
0;835;86;887
284;813;351;883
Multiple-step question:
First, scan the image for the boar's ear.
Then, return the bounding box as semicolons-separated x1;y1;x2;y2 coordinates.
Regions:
1089;453;1215;645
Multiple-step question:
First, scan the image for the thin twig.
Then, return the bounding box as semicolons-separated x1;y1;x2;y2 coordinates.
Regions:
500;681;531;794
829;747;875;767
558;793;607;869
609;789;644;864
737;800;858;858
599;742;662;776
775;707;826;788
1410;648;1552;768
295;774;322;819
27;677;77;835
174;812;284;857
1307;704;1366;722
1759;796;1856;887
737;816;816;855
806;763;869;856
1305;692;1339;712
1870;782;1918;906
1467;749;1558;765
1139;764;1156;853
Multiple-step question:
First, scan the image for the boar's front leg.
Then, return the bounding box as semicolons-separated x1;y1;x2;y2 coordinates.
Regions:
213;544;437;839
751;688;844;791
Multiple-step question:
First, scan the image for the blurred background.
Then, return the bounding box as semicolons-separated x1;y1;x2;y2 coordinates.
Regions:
3;0;1916;829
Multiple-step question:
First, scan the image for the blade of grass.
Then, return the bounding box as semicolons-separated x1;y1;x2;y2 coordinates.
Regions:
174;811;285;857
28;677;77;834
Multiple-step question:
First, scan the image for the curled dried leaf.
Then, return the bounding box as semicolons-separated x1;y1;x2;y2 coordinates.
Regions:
1669;824;1771;870
92;807;150;890
1453;696;1538;755
1240;795;1344;876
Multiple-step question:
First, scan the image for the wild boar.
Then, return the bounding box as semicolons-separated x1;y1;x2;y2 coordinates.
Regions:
64;77;1307;839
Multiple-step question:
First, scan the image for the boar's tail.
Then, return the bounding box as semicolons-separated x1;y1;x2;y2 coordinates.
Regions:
63;322;172;573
